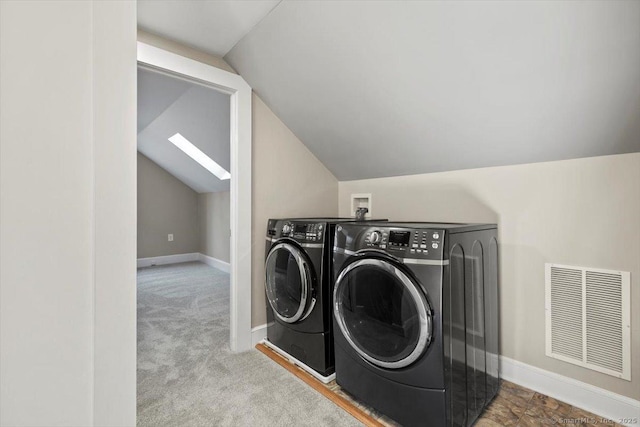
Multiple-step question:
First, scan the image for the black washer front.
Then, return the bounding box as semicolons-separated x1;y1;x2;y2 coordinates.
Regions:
333;257;432;369
265;241;315;323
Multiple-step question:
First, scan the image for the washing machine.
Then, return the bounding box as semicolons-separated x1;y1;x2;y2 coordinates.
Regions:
264;218;385;381
332;222;499;426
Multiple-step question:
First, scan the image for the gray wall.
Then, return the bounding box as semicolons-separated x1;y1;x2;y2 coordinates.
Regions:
1;2;136;425
199;191;231;262
339;153;640;401
137;152;200;258
138;154;231;264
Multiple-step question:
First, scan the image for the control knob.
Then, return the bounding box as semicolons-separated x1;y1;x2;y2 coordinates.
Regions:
369;231;382;244
282;223;292;234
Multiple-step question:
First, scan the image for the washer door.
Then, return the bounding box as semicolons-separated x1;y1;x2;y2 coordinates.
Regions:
333;257;432;369
265;242;315;324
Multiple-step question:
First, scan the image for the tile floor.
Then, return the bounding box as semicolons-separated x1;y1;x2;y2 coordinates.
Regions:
324;378;623;426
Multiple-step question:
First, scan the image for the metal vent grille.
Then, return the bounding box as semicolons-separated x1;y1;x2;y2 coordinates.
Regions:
586;271;623;373
550;267;583;360
545;264;630;381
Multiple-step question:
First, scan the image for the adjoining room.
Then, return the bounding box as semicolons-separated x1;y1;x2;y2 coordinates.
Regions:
136;67;235;422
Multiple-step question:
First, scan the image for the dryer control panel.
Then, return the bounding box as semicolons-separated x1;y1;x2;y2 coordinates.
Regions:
282;221;324;242
267;219;326;243
362;227;444;260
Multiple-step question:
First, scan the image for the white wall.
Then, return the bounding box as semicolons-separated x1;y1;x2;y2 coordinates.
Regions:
339;153;640;400
0;2;136;426
93;3;137;425
225;1;640;180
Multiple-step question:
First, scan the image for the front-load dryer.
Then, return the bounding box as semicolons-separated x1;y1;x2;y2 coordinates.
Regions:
332;222;499;426
264;218;385;381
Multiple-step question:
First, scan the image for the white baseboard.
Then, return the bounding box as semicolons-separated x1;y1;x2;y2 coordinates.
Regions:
137;252;200;268
251;324;267;347
136;252;231;271
501;356;640;426
199;253;231;273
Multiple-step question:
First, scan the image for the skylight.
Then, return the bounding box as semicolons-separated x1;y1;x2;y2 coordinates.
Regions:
168;133;230;180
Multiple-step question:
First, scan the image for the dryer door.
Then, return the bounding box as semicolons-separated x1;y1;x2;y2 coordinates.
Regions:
265;242;315;324
334;258;432;369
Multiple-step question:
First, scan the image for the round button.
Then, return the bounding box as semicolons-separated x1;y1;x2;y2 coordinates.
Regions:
432;242;439;249
433;233;440;239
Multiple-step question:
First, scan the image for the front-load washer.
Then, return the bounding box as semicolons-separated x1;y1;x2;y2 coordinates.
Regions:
264;218;385;381
332;222;499;426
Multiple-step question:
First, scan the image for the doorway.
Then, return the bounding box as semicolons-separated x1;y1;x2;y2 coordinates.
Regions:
137;42;253;352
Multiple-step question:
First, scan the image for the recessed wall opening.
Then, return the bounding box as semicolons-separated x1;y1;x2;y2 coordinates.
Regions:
136;42;253;423
137;63;234;417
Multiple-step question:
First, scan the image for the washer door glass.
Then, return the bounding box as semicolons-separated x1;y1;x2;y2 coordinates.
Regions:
334;258;432;369
265;242;314;323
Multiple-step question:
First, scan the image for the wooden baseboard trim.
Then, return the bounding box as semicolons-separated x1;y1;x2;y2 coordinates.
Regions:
255;343;384;427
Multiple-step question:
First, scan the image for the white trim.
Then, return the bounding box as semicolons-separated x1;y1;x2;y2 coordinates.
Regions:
199;253;231;273
251;324;267;347
137;42;253;353
260;339;336;384
137;252;200;268
501;356;640;426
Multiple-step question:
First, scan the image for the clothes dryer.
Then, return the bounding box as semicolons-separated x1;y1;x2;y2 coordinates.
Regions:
264;218;384;381
332;222;499;426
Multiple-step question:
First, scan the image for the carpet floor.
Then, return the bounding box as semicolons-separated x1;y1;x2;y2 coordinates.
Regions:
137;261;360;427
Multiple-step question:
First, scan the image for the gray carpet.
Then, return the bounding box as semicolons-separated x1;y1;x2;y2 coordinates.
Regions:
137;261;360;427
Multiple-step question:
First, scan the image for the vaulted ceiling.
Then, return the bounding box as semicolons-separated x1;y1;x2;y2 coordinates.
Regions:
139;1;640;181
137;0;281;57
137;68;230;193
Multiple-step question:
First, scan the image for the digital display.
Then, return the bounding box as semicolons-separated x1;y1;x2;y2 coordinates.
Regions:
389;231;410;246
294;224;308;233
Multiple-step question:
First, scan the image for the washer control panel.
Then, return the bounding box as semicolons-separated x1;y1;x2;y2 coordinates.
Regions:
281;221;325;242
363;227;444;259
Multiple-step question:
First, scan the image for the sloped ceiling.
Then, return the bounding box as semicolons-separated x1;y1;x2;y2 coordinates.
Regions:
137;0;281;57
224;1;640;180
137;68;230;193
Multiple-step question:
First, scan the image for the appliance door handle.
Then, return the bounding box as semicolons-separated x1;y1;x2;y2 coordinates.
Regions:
299;261;316;321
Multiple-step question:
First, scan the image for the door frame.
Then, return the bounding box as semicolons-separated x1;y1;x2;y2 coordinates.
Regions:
137;42;253;352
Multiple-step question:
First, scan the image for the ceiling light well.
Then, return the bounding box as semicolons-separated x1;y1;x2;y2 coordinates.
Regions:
168;133;230;180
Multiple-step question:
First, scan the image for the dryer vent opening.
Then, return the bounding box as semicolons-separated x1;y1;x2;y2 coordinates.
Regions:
545;264;631;380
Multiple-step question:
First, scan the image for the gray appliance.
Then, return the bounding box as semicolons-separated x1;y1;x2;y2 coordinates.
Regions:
332;222;499;426
264;218;383;380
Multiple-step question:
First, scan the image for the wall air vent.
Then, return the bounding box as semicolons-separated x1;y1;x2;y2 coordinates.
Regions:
545;264;630;380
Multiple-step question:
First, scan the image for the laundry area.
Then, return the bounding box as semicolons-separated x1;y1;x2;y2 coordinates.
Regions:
1;1;638;427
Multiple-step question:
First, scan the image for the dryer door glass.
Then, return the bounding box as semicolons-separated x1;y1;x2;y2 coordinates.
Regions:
334;258;432;369
265;242;314;324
